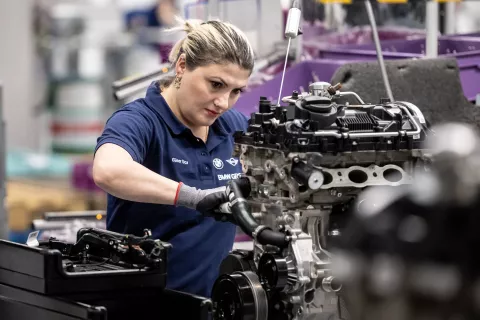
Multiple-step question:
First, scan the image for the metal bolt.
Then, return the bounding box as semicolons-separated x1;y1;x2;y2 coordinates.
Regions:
285;215;295;225
330;229;341;236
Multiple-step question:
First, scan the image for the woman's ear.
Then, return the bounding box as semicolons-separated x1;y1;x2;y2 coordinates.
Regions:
175;53;187;76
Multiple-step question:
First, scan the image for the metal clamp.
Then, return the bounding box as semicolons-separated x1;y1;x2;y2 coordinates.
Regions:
231;197;247;207
252;225;270;241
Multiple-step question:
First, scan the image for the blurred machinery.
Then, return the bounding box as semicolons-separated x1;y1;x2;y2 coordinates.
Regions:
32;210;106;243
112;64;172;101
111;48;297;101
0;85;6;240
333;123;480;320
36;1;168;153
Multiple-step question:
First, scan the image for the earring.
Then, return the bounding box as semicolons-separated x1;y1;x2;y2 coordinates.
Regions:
174;76;182;89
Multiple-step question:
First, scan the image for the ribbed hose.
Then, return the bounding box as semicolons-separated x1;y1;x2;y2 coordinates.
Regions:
227;179;289;248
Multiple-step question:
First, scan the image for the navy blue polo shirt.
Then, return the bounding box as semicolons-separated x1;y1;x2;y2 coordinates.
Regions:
95;82;248;297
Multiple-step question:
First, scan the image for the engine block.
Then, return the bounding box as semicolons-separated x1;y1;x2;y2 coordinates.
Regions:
212;82;432;320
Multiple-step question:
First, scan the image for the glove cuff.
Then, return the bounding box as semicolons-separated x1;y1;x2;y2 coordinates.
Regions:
174;182;183;205
175;183;200;209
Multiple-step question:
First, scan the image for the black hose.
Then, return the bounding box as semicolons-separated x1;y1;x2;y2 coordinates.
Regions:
256;229;290;248
229;198;258;234
227;179;289;248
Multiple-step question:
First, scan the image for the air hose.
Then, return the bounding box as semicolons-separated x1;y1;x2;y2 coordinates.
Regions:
227;178;289;248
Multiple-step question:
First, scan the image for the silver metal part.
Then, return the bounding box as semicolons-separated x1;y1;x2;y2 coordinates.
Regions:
282;91;365;105
337;91;365;104
319;164;411;189
309;82;333;99
308;171;324;190
426;0;439;58
322;276;342;293
277;1;302;107
398;101;427;125
277;38;292;107
364;0;394;103
310;105;421;139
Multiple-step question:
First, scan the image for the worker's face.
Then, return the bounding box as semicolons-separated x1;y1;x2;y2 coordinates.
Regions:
175;55;250;127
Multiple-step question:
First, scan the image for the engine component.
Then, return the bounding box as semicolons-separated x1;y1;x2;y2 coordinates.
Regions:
0;228;170;295
257;253;290;291
213;271;269;320
332;122;480;320
212;81;432;320
219;249;257;275
64;227;166;269
0;229;217;320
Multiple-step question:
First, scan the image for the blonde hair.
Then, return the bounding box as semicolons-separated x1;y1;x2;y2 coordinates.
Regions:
163;17;255;85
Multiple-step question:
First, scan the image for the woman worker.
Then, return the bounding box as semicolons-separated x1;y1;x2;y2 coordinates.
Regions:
92;18;255;297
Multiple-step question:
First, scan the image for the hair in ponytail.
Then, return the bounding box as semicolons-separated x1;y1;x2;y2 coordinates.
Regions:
161;16;255;88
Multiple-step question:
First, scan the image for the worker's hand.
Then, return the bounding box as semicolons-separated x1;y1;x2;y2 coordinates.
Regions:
175;183;228;215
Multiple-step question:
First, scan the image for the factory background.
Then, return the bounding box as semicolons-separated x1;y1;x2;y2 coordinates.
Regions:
0;0;479;244
2;1;480;319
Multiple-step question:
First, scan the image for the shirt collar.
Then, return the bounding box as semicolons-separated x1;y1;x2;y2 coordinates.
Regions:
144;81;231;137
145;82;187;135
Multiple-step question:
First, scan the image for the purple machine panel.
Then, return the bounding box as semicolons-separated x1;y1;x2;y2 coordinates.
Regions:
302;26;427;56
314;37;480;102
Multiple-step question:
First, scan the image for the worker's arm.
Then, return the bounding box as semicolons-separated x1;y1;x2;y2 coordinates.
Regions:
93;143;178;205
93;143;227;212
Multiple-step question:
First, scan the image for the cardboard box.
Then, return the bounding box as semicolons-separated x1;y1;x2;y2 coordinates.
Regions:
6;179;88;231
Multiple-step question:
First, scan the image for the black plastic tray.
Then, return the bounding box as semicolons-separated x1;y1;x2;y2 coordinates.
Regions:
0;239;167;295
0;283;212;320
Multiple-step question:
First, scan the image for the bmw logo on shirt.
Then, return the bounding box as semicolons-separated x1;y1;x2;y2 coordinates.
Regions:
215;157;242;181
213;158;224;170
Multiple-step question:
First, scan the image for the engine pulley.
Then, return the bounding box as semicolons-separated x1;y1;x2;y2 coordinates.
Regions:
212;271;268;320
257;253;289;291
